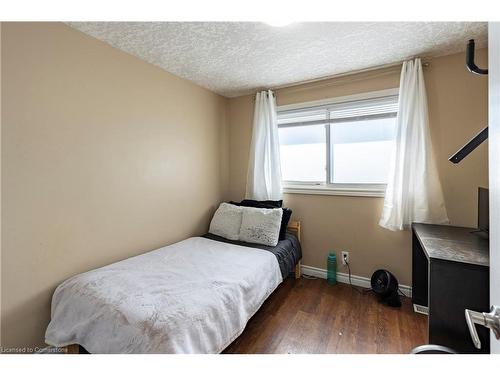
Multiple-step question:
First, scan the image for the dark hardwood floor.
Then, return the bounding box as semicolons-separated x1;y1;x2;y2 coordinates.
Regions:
223;277;428;354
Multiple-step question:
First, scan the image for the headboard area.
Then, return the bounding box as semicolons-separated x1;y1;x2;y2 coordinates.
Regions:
287;220;302;279
287;220;301;242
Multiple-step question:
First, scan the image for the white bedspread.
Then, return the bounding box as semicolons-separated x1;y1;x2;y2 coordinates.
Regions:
45;237;283;353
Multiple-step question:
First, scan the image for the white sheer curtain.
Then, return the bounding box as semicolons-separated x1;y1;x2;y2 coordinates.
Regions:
379;59;449;231
245;90;283;200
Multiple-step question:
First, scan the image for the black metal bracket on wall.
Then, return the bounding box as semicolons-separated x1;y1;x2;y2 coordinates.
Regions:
448;39;489;164
466;39;488;75
449;127;489;164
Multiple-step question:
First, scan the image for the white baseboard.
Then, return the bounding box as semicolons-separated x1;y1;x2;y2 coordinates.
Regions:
300;264;412;298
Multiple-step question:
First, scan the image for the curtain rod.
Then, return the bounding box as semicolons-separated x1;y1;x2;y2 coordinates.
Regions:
264;58;430;94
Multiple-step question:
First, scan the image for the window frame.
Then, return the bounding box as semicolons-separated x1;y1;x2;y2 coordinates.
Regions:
277;88;399;197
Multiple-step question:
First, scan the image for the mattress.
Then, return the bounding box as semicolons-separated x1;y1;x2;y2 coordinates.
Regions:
45;237;283;353
203;232;302;279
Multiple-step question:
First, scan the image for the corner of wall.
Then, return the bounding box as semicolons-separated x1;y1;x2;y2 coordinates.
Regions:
0;20;3;348
226;94;254;201
219;96;231;202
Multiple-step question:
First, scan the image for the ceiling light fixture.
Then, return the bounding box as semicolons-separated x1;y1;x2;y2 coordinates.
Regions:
264;20;293;27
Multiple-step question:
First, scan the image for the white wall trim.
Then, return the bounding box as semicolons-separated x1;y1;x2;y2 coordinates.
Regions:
277;88;399;112
301;264;412;298
283;185;385;198
488;22;500;354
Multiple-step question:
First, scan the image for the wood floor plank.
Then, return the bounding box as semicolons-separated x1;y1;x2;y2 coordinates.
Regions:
226;279;303;353
375;300;402;353
353;291;378;353
223;278;428;354
273;311;322;354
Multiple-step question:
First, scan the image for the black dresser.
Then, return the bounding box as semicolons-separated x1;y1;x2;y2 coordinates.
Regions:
412;223;490;353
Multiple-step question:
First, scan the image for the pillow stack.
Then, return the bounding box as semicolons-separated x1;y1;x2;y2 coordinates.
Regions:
208;200;293;247
231;199;292;241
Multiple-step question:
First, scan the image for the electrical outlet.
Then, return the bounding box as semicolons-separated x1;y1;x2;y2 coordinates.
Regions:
341;251;349;265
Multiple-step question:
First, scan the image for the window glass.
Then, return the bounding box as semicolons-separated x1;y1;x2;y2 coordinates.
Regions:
279;125;326;182
330;117;396;184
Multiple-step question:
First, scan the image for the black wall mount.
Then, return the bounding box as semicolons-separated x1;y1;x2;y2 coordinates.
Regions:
449;127;489;164
466;39;488;75
448;39;488;164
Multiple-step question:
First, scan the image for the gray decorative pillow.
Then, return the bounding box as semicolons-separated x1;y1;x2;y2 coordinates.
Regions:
239;206;283;246
209;203;243;241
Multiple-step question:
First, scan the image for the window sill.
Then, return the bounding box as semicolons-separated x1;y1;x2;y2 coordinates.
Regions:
283;184;386;198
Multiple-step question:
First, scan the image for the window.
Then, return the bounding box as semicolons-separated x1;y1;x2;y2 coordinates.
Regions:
277;90;398;197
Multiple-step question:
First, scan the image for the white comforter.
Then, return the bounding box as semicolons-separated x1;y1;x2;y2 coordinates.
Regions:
45;237;283;353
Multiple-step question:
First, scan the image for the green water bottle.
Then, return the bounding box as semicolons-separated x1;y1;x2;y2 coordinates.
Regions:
327;252;337;285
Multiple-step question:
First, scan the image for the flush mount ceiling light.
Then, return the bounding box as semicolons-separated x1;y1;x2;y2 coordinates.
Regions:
264;20;293;27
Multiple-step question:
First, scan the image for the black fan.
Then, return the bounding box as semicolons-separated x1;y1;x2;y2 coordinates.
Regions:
370;269;401;307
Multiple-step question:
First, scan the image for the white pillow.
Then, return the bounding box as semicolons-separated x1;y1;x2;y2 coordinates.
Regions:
209;203;243;241
239;206;283;246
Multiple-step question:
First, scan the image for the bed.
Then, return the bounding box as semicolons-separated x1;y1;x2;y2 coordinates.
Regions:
45;221;301;354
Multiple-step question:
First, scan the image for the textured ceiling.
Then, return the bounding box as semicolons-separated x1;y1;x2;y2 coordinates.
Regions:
67;22;487;98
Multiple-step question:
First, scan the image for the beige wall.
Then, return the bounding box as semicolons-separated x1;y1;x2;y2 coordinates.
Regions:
226;50;488;286
0;21;3;348
1;23;228;349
